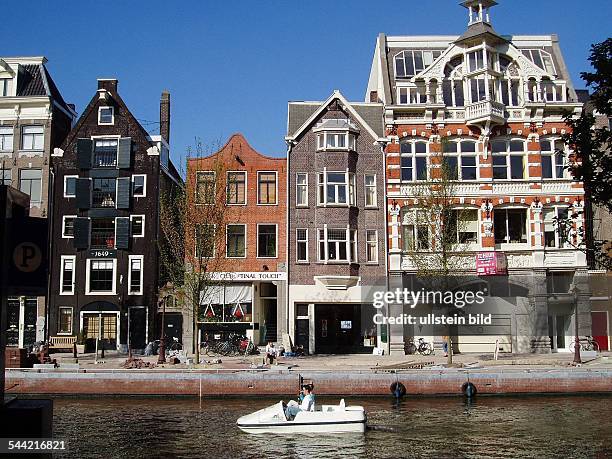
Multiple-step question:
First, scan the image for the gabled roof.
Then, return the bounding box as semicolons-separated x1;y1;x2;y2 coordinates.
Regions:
14;63;73;115
286;90;384;142
187;133;285;163
454;21;508;46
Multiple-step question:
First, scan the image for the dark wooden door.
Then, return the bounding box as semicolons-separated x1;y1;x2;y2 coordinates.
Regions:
129;308;147;350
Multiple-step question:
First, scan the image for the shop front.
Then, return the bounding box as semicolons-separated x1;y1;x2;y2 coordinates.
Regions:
80;301;121;352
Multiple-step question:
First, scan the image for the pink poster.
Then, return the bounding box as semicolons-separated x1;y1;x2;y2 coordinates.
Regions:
476;252;508;276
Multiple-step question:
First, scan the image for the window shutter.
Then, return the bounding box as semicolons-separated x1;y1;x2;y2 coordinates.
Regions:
115;217;130;249
75;178;91;209
116;177;131;209
76;138;92;170
117;137;132;169
73;218;90;249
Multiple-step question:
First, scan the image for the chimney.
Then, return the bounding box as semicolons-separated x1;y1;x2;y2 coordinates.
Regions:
160;90;170;143
97;79;118;93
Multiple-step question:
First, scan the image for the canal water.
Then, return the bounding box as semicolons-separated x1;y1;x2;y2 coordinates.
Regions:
52;395;612;458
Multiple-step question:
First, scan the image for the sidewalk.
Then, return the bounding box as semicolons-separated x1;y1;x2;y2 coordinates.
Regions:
46;349;612;371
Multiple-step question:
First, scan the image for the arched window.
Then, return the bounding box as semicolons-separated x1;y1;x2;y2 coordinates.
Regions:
442;139;478;180
395;50;442;78
443;57;465;107
491;139;526;180
498;56;521;106
400;140;428;181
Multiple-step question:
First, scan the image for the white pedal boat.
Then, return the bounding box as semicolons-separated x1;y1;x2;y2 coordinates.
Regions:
237;399;366;434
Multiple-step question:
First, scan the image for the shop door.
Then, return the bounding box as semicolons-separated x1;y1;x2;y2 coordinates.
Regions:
295;319;309;355
129;308;147;350
315;304;361;353
592;311;609;351
6;299;19;346
164;313;183;344
23;298;38;347
83;314;118;351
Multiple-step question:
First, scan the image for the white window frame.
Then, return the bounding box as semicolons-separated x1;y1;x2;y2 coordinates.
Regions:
397;85;427;105
296;228;308;263
540;138;568;180
226;170;247;205
317;170;356;206
226;223;247;258
62;215;76;239
401;209;431;252
296;172;308;207
543;206;571;249
364;173;377;208
130;215;145;238
57;306;73;335
256;223;278;259
317;226;355;264
132;174;147;197
491;139;526;180
85;258;117;295
127;255;144;296
257;171;278;205
315;131;356;152
98;106;115;125
0;126;13;151
365;230;378;264
442;140;479;181
63;175;78;198
20;125;44;151
400;141;429;182
59;255;76;295
195;170;216;205
493;207;529;246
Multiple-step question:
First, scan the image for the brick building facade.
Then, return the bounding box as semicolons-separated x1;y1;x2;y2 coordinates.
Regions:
366;0;591;354
185;134;287;348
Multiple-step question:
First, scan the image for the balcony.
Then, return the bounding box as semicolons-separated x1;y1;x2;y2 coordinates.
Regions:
92;150;117;168
465;100;505;125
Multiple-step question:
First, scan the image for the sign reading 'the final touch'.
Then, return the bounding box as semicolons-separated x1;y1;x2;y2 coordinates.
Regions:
210;272;287;281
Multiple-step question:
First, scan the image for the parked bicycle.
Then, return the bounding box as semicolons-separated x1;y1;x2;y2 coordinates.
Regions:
201;333;258;356
405;337;434;356
569;336;599;353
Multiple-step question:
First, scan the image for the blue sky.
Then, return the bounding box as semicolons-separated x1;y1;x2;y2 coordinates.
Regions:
5;1;611;168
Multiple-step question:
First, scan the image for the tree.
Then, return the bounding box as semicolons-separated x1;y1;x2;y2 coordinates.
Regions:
402;139;476;364
558;38;612;269
159;139;239;364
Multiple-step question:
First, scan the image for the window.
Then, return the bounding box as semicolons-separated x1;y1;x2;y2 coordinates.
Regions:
1;167;11;186
296;173;308;207
317;228;357;263
130;215;145;237
521;49;556;75
317;171;355;206
0;78;10;97
296;228;308;263
397;85;427;104
62;216;75;238
93;139;118;167
470;77;487;102
92;178;116;208
227;224;246;257
447;209;479;244
91;218;115;249
400;141;428;181
257;224;277;258
128;256;143;295
0;126;13;151
468;50;485;72
541;139;567;179
58;307;73;334
442;140;477;180
401;209;430;251
195;171;215;204
98;106;114;125
64;175;77;197
257;172;277;204
546;272;574;294
60;256;75;295
543;207;570;248
227;171;246;204
21;126;44;151
364;174;377;207
491;140;525;180
315;131;356;151
366;230;378;263
494;208;527;244
132;175;146;197
87;259;115;294
395;50;441;78
19;169;42;205
195;224;216;258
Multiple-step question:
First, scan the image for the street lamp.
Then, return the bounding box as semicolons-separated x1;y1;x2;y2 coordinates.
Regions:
158;295;166;364
570;283;581;364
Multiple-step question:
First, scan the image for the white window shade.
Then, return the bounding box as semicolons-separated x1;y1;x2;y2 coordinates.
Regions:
200;284;252;305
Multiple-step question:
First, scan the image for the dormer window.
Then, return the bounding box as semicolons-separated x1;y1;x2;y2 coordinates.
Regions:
395;50;442;78
468;50;485;72
314;119;358;151
521;49;556;75
0;78;10;97
98;106;114;125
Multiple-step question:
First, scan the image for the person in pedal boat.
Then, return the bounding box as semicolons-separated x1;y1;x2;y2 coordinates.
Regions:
286;384;315;419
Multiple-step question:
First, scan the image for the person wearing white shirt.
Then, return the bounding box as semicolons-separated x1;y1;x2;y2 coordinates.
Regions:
286;384;315;419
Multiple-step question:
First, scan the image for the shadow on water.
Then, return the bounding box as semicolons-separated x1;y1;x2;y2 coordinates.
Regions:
50;395;612;459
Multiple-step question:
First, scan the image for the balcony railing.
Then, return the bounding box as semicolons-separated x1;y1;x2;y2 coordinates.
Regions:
92;151;117;168
466;100;505;123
